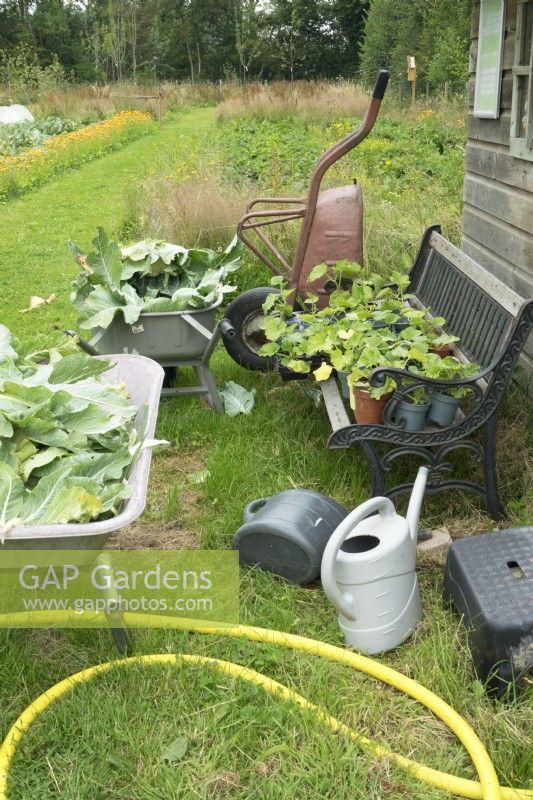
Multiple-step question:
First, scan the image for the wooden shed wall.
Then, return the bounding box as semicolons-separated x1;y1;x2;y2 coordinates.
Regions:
463;0;533;381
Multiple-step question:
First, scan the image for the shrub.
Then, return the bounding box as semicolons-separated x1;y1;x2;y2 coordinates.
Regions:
0;44;66;104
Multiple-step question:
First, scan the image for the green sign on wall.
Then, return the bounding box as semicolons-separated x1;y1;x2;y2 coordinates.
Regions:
474;0;506;119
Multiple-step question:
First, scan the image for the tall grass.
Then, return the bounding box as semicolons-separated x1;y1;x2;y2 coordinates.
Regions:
217;80;373;123
123;172;252;249
10;78;468;126
22;81;227;124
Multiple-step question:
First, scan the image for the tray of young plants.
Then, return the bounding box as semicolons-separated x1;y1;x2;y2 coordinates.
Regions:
259;262;479;431
69;229;242;361
0;325;164;548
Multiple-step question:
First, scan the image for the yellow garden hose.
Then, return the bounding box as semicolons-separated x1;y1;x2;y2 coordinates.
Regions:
0;613;531;800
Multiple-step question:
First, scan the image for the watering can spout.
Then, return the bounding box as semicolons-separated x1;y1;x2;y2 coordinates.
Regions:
406;467;429;544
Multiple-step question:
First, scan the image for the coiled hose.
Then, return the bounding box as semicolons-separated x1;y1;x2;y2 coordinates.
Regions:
0;614;531;800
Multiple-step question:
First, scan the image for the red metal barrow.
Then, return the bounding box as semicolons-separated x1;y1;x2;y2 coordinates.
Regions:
223;70;389;371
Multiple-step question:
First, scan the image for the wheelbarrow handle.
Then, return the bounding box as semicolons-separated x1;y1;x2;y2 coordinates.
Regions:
372;70;390;101
219;318;235;339
63;329;100;356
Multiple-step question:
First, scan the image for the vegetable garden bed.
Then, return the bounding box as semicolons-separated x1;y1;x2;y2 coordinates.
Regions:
0;111;155;199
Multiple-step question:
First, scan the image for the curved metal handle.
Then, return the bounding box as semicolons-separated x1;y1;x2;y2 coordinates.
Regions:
372;70;390;100
243;498;268;523
320;497;395;621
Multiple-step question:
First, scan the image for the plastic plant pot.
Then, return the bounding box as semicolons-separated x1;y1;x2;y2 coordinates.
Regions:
393;399;431;432
427;391;461;427
91;299;222;362
353;388;393;424
2;354;164;552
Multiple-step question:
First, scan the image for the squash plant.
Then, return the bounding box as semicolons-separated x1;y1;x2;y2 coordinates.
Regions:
259;261;480;406
413;352;480;398
69;228;242;331
260;263;430;396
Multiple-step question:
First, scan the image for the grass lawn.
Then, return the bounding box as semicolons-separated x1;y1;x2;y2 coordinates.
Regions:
0;103;532;799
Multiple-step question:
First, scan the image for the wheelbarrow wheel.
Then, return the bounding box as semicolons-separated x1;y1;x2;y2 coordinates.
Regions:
223;287;280;371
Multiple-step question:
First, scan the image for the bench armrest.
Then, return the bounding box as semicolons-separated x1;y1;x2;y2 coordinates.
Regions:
369;363;493;394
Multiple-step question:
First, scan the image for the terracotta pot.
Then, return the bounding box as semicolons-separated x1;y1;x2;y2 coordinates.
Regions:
353;388;393;424
430;343;453;358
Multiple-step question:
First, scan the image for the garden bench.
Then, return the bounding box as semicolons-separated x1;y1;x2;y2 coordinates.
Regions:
320;225;533;520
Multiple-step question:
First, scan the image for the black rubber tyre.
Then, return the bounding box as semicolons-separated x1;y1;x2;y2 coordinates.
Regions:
223;287;280;371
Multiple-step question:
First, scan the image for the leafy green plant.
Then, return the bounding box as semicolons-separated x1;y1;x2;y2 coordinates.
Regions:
0;326;155;539
417;353;480;398
259;263;428;397
69;228;242;330
0;117;80;157
258;261;479;403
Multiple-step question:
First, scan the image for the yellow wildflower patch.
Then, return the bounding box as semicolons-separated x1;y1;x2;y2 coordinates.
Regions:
0;110;154;199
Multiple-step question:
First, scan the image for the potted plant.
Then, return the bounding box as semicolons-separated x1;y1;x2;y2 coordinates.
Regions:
69;228;242;362
350;375;395;424
258;261;474;432
390;385;431;431
422;354;480;427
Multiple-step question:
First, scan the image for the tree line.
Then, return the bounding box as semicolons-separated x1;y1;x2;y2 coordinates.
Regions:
0;0;471;90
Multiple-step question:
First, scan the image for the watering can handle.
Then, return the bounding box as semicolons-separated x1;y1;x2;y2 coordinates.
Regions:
320;497;396;621
243;498;268;523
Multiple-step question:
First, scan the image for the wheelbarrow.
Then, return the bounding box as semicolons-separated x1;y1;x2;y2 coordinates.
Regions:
222;70;389;372
1;353;164;653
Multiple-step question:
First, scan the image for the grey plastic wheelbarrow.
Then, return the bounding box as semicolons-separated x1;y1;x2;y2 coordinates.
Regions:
87;302;235;411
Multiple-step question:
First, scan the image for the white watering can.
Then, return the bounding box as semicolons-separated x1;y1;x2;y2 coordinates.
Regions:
321;466;428;655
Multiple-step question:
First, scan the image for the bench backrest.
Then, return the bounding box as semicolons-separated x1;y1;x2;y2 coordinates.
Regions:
409;228;525;368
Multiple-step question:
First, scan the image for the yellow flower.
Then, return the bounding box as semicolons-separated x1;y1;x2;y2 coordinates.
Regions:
384;159;392;167
337;329;354;340
313;362;333;382
0;111;152;177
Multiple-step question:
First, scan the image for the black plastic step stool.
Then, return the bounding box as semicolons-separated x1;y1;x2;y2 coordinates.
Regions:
443;528;533;696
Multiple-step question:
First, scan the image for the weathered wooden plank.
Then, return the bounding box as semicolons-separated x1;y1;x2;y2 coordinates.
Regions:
467;111;511;145
505;0;517;27
468;72;513;109
471;1;480;38
466;142;533;193
430;231;524;314
462;206;533;275
320;377;350;431
461;235;533;298
511;265;533;298
463;173;533;233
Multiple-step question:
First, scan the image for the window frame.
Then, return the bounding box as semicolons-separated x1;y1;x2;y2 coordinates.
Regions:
510;0;533;160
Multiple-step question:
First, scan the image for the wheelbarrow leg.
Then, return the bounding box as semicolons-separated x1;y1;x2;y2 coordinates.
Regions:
109;626;133;655
94;552;134;654
196;364;223;411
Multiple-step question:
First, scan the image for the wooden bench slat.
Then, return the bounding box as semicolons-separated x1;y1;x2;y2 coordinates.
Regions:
320;377;351;430
429;231;523;316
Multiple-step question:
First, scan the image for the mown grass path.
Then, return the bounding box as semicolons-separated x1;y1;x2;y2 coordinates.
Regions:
0;107;214;339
